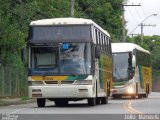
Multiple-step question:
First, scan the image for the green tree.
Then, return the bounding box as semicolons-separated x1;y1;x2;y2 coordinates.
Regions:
77;0;123;41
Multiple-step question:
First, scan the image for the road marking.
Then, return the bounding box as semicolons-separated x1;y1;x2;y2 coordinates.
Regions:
123;100;144;114
127;100;143;114
10;108;26;114
123;103;134;113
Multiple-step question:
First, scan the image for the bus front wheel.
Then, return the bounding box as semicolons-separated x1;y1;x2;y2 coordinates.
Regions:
37;98;46;107
88;98;96;106
144;84;149;98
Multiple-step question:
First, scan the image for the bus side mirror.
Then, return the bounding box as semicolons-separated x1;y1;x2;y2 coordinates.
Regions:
95;46;100;59
132;56;136;67
128;52;132;66
128;58;132;66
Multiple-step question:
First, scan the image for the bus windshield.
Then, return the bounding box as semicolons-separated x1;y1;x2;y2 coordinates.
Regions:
113;52;132;82
29;43;91;75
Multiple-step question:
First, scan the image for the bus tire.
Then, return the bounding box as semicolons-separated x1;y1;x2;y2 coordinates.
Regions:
37;98;46;107
137;94;143;99
96;98;100;105
101;96;108;104
143;93;148;98
147;84;150;94
88;98;96;106
144;84;149;98
95;82;100;105
107;82;110;97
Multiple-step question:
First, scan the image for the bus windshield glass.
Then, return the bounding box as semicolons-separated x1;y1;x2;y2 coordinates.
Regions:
29;43;91;75
113;52;132;82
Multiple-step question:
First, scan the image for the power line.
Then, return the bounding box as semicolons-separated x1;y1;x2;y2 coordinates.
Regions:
140;6;147;17
122;3;141;42
126;7;139;25
139;23;156;43
145;23;156;35
134;6;143;21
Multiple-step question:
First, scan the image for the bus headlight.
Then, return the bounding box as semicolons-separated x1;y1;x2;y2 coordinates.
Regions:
127;87;134;94
73;80;92;85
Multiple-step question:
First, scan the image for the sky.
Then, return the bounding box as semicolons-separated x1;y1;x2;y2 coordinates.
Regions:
125;0;160;36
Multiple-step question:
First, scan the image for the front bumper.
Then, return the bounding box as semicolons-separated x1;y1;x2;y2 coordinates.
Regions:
29;85;94;98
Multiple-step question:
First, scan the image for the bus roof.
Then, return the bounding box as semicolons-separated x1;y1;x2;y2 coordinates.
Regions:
111;43;150;54
30;17;110;37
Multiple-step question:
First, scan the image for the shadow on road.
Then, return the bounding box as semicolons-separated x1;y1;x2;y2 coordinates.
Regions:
46;103;89;108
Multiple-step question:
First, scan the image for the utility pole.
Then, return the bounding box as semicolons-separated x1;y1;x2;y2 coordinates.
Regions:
139;23;156;44
128;13;157;38
122;4;141;42
71;0;75;17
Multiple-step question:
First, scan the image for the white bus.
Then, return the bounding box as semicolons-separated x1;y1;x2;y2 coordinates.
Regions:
112;43;152;99
28;18;113;107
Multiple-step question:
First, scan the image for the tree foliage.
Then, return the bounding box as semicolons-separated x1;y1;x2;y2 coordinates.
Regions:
0;0;124;65
77;0;123;41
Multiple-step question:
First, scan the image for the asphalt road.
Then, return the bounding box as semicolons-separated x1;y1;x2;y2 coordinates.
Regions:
0;92;160;120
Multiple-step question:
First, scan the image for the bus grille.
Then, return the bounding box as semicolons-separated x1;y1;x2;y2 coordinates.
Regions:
44;81;74;84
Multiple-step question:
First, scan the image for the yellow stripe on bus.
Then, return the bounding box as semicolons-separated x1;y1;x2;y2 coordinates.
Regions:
31;76;68;81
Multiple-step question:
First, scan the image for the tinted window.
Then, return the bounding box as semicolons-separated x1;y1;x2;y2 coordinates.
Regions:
29;25;91;43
